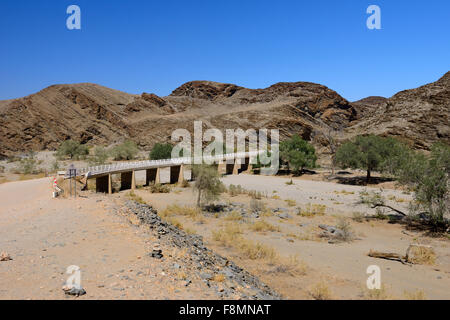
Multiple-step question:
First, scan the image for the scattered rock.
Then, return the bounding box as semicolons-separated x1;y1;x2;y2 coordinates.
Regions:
278;212;292;220
0;252;12;261
123;201;281;300
62;285;86;297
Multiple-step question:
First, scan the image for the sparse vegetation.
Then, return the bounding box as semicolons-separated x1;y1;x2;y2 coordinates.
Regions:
297;203;326;217
126;191;145;204
192;165;224;207
56;140;89;160
110;140;139;161
212;223;277;261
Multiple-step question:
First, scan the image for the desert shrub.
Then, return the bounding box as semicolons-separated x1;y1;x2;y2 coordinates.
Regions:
280;134;317;174
335;217;353;242
149;143;173;160
56;140;89;160
250;199;265;212
192;165;223;206
149;183;171;193
110;140;139;160
89;146;109;165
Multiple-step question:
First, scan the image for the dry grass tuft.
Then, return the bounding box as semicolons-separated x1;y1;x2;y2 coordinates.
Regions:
285;199;296;207
403;289;426;300
408;246;436;265
309;281;332;300
212;223;277;261
297;203;326;217
213;274;225;282
249;220;280;233
363;285;391;300
126;191;146;204
269;255;308;276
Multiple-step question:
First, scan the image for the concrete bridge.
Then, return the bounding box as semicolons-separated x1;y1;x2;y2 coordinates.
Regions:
76;151;260;194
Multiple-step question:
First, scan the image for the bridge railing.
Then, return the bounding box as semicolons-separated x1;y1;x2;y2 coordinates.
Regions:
78;150;262;177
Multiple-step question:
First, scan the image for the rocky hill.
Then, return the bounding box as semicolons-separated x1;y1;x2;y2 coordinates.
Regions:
0;72;448;158
0;81;356;158
345;72;450;149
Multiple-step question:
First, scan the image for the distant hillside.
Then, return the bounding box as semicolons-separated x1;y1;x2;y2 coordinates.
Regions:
0;72;448;158
0;81;356;158
345;72;450;149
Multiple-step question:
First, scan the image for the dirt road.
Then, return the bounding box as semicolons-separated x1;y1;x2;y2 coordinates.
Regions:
0;178;222;299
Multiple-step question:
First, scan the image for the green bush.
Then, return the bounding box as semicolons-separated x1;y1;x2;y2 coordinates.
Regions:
110;141;139;161
150;143;173;160
56;140;89;160
280;135;317;174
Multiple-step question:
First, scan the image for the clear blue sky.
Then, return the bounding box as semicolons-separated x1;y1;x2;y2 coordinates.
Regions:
0;0;449;101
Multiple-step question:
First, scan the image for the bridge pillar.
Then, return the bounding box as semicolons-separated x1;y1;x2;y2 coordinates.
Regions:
232;159;240;175
121;171;133;190
238;157;252;174
108;174;112;194
225;161;235;175
217;161;226;175
170;165;184;184
96;175;109;193
131;170;136;190
146;168;160;185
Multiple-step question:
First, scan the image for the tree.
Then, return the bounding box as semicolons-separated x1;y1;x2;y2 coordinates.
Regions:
110;140;139;161
335;135;405;183
150;143;173;160
192;165;224;207
280;135;317;174
56;140;89;160
89;146;109;165
393;143;449;230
